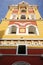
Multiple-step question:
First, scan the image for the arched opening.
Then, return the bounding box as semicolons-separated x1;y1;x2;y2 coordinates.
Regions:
21;9;26;12
21;15;26;19
26;25;39;35
5;24;19;35
12;61;30;65
10;26;17;34
28;26;36;34
29;14;36;20
10;14;17;20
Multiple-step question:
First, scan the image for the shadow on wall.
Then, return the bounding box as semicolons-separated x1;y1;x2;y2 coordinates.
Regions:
0;30;5;38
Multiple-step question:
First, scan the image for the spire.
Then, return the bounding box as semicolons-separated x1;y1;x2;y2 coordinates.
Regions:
18;1;29;5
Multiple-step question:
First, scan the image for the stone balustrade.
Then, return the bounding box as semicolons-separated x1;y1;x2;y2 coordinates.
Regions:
0;40;43;48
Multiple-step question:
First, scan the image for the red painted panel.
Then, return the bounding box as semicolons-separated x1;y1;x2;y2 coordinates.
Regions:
0;49;43;54
28;49;43;54
13;9;18;13
0;49;16;54
0;49;43;65
28;9;34;13
0;56;43;65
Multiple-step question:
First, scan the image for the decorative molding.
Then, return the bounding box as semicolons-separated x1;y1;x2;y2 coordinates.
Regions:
5;24;19;35
0;40;43;48
0;38;43;40
26;24;39;35
3;18;43;21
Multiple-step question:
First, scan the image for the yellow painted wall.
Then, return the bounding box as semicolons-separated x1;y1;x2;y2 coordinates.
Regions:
34;7;42;19
0;2;43;39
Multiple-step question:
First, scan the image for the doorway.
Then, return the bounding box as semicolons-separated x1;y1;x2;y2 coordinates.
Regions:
17;45;27;55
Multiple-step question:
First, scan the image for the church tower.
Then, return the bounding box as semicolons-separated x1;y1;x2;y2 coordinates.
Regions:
0;1;43;65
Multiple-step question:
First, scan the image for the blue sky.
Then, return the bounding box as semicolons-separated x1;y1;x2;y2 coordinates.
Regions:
0;0;43;21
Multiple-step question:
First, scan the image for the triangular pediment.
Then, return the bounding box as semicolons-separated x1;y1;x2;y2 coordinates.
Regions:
18;1;29;5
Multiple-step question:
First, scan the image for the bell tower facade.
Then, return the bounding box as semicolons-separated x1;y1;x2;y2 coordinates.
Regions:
0;1;43;65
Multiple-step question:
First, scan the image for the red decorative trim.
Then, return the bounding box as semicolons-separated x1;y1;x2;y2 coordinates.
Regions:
25;21;37;26
9;21;37;27
13;9;18;13
28;9;34;13
9;21;20;26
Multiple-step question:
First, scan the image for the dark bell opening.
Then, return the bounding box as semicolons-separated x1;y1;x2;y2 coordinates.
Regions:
18;45;26;54
29;32;35;34
11;32;16;34
21;15;26;19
